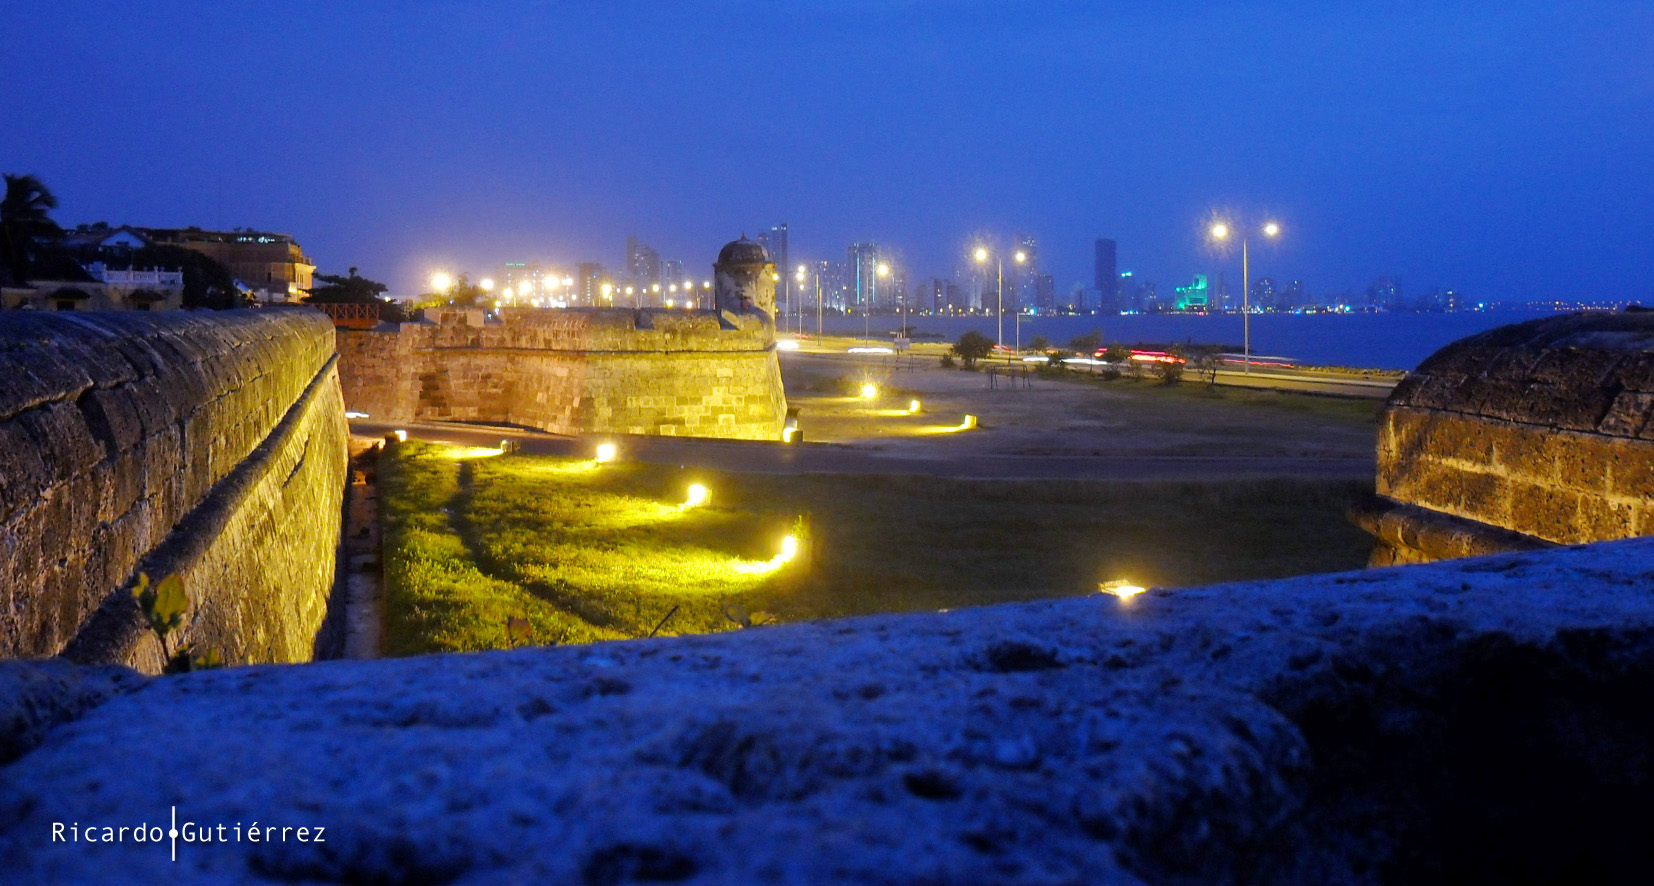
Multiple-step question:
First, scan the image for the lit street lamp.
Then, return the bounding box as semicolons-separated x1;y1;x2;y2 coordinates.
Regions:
973;247;1026;358
430;272;452;294
868;261;890;341
1209;219;1282;374
794;265;807;336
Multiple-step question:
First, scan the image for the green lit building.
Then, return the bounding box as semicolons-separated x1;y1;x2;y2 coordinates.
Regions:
1175;274;1209;311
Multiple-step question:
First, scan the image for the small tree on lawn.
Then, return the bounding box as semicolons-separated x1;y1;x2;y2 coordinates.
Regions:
952;330;995;370
1157;345;1187;383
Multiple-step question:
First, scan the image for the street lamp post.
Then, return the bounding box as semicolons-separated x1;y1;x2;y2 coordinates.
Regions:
1209;220;1281;375
794;265;807;336
872;262;890;343
974;247;1026;361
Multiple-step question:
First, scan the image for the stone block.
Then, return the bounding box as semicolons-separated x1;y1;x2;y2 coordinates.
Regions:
1575;495;1638;541
1606;443;1654;498
1449;467;1511;526
1506;480;1580;543
17;403;104;486
1608;353;1654;393
0;423;53;523
1598;391;1654;437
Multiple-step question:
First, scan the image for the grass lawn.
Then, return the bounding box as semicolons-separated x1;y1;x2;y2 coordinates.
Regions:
379;440;1377;655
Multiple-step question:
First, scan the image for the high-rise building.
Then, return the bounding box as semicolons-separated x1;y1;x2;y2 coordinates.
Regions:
661;258;687;290
757;223;789;313
1093;239;1117;293
1251;277;1278;310
1368;274;1403;309
625;236;662;289
816;260;847;310
847;242;880;311
1035;273;1055;312
914;277;946;313
1175;275;1210;311
577;263;605;306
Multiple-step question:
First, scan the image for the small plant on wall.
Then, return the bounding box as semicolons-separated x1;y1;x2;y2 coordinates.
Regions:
132;572;224;673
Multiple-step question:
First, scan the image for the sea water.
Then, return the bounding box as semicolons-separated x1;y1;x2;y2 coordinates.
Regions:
788;310;1565;370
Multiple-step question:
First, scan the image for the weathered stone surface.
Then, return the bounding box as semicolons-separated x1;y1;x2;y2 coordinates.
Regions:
4;539;1654;883
0;659;146;765
1368;311;1654;562
337;308;787;441
0;311;347;663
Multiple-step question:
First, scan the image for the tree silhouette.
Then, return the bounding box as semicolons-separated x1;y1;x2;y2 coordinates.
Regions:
952;330;995;369
127;245;244;309
305;268;389;303
1;173;63;286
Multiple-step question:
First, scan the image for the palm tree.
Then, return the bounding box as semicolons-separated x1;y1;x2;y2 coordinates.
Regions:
2;173;62;286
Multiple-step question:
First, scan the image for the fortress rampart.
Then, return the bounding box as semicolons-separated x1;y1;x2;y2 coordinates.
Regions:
336;307;787;440
1355;310;1654;563
0;310;348;671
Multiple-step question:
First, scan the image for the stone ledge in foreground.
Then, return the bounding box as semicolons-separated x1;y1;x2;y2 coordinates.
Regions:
3;537;1654;884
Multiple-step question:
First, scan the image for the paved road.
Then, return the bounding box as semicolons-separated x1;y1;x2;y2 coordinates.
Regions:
1208;367;1398;398
354;420;1374;482
787;340;1400;399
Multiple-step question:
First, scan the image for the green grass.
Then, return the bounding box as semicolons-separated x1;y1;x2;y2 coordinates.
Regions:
380;440;1378;654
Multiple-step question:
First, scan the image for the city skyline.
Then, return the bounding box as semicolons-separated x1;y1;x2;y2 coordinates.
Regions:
5;2;1651;303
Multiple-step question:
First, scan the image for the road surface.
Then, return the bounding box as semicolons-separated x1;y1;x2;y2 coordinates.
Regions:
354;420;1374;482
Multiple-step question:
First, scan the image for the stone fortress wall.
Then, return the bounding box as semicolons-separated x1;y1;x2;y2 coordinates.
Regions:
336;307;788;440
1355;310;1654;564
0;310;348;672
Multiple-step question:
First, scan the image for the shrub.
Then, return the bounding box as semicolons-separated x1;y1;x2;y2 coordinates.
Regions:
952;330;995;369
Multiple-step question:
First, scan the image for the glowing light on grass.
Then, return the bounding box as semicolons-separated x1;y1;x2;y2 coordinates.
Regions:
595;442;617;464
914;414;979;435
860;383;879;400
1099;580;1146;601
908;399;921;414
393;429;408;442
445;446;505;459
733;533;802;575
683;483;709;509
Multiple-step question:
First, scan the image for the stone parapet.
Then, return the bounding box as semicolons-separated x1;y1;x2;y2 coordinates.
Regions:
0;310;347;664
5;538;1654;882
1367;310;1654;562
337;308;786;440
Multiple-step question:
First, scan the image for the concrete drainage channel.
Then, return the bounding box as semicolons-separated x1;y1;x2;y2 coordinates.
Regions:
339;441;384;659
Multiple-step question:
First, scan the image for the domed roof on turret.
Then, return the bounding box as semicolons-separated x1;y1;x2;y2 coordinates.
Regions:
717;235;770;265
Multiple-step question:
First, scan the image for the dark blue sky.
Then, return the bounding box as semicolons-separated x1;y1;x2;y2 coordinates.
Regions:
6;1;1652;301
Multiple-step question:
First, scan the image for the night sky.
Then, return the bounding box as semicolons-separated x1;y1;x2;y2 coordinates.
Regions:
6;1;1651;301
